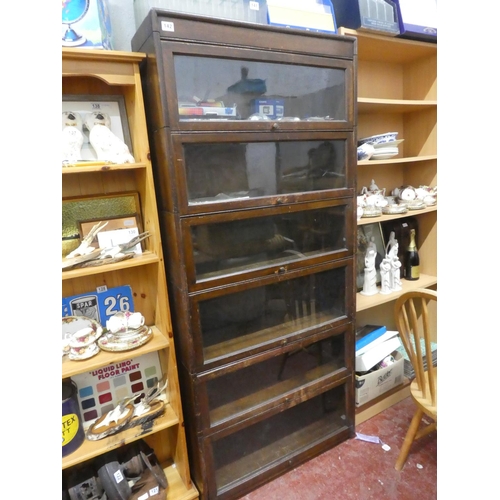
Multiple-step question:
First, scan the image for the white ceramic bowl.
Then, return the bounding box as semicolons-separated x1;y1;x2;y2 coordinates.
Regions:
358;132;398;146
357;143;375;161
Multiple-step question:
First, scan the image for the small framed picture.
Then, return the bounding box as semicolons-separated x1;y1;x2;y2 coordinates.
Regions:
62;94;133;161
62;192;141;257
79;214;144;255
356;223;385;291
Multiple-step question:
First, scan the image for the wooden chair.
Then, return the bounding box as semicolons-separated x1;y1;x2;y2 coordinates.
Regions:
394;288;437;471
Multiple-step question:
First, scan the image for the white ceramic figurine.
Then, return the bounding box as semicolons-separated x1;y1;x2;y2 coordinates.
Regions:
360;237;379;296
84;111;135;164
62;111;84;164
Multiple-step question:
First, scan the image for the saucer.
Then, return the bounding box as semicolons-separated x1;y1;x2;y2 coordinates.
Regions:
98;326;153;352
69;342;100;361
63;316;103;353
361;206;382;217
382;204;408;215
408;200;426;210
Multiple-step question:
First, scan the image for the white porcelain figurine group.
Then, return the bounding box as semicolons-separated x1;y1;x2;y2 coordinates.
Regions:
62;110;135;165
357;179;437;219
361;231;401;297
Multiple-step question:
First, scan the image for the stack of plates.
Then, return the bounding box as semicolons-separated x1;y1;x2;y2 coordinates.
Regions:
370;139;404;160
358;132;398;146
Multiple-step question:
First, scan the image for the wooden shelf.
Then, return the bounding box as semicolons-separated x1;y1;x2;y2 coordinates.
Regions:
62;48;145;86
62;251;161;280
62;162;147;174
338;28;437;64
341;25;437;424
164;462;200;500
356;273;437;312
357;205;437;226
358;98;437;114
62;48;197;498
358;154;437;167
62;327;169;379
62;404;179;469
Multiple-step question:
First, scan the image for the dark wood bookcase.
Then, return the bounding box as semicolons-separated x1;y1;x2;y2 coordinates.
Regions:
132;11;357;499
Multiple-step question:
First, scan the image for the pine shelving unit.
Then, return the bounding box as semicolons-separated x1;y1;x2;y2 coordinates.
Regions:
337;28;437;424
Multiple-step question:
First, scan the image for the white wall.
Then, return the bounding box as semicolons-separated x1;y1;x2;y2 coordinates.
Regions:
108;0;137;51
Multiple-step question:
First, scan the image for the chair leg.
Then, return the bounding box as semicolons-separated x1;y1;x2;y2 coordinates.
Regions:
395;408;424;471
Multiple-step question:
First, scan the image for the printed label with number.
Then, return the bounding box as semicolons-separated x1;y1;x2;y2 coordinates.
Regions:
62;285;134;324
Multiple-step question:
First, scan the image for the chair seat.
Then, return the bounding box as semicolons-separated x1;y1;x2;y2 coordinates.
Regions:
410;368;437;420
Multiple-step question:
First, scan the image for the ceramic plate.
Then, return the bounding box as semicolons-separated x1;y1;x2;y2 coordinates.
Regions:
382;204;408;215
361;206;382;217
371;146;399;154
98;326;153;352
373;139;404;149
62;316;103;352
370;152;399;160
408;200;426;210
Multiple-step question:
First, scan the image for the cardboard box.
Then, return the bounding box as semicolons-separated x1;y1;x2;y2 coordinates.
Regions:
252;98;285;119
134;0;268;30
62;0;113;49
331;0;400;36
355;350;404;406
266;0;337;34
395;0;437;42
355;335;401;372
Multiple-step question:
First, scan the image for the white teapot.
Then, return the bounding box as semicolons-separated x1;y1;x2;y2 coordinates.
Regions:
392;185;417;202
361;185;387;207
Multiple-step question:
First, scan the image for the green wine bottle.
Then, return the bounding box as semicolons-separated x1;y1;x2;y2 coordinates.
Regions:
405;228;420;280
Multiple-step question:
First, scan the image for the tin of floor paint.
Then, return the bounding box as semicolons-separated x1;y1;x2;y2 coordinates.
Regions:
62;378;85;457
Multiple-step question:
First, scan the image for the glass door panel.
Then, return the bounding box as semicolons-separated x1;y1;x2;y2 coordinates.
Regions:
192;203;349;284
206;332;346;430
180;138;348;206
195;265;350;368
173;54;347;123
212;385;348;494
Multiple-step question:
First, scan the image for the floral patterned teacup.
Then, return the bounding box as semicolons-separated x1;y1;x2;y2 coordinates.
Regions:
106;311;145;334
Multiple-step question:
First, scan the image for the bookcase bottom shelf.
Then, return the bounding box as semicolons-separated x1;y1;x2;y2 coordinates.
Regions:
163;462;199;500
63;405;179;469
355;379;411;425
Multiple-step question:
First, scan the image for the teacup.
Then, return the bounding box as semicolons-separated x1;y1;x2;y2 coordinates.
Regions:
107;311;145;334
70;327;95;347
